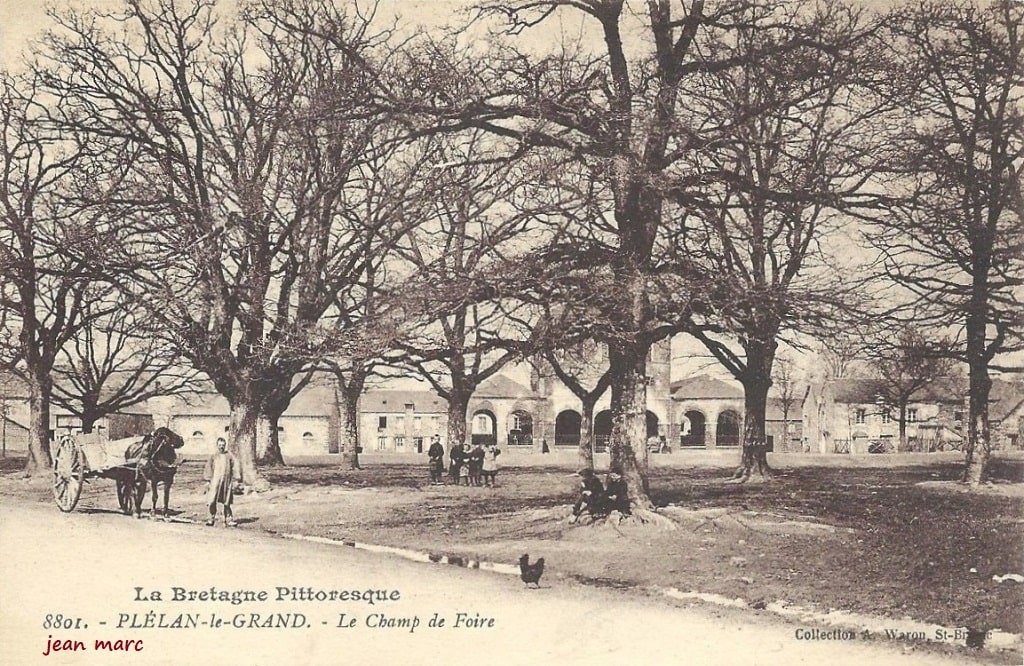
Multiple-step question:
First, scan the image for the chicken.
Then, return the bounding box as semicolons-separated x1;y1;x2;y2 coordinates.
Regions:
519;553;545;588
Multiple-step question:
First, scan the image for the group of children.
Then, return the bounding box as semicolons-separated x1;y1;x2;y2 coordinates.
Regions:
427;434;501;487
570;468;630;522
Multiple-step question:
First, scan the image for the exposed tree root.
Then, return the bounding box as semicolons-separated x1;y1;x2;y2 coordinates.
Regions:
566;507;678;530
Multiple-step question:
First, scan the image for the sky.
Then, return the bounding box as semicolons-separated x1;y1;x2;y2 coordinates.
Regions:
0;0;900;69
3;0;1004;385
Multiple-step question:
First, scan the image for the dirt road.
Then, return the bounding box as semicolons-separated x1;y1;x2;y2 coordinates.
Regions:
0;502;986;666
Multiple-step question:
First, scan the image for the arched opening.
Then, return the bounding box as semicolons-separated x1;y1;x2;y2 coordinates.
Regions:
646;411;660;438
302;432;315;448
554;409;582;447
507;410;533;446
471;409;497;446
716;410;741;447
594;410;613;453
191;430;204;447
680;410;706;447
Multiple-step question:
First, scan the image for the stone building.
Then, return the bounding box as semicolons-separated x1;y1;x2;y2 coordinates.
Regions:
670;375;803;451
803;377;1024;454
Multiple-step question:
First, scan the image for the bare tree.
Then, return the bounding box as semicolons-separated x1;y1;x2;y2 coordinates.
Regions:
390;132;543;452
868;1;1023;483
773;352;799;451
536;341;611;469
818;335;864;380
37;0;423;485
678;0;889;481
863;326;953;452
394;0;843;518
50;297;198;433
0;71;117;476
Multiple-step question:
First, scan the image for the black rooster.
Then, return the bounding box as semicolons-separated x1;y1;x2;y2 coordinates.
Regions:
519;554;545;588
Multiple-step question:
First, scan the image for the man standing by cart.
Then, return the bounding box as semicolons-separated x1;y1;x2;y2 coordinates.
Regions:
204;437;239;527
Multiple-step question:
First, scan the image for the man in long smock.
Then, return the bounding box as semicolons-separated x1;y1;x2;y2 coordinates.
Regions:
204;437;240;527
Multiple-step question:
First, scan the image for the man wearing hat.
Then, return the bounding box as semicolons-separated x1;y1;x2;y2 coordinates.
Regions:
570;468;606;523
604;471;631;515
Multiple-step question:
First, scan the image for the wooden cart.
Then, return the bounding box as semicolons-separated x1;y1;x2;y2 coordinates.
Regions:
51;431;150;514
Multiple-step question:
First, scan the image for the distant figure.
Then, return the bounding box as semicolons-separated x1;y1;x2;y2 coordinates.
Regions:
482;443;501;487
204;438;239;527
468;442;485;486
603;471;631;515
541;438;549;454
449;441;465;484
658;435;669;454
570;468;605;523
427;435;445;485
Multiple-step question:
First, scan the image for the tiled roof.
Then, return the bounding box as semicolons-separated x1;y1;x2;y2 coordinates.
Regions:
827;376;1023;422
670;375;743;400
0;370;29;398
360;390;447;414
475;374;535;398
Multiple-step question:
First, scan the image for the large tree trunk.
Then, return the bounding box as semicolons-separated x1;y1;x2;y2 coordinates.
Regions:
578;396;596;470
228;392;265;489
337;379;364;470
24;372;52;477
963;360;992;485
898;404;908;453
963;294;992;484
257;412;286;467
446;389;470;453
608;344;653;510
734;340;775;483
80;409;99;435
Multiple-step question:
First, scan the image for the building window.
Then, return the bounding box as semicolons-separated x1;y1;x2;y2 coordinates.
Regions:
192;430;203;438
431;416;440;429
395;435;405;449
377;436;387;451
378;416;387;430
413;416;422;432
881;411;891;425
953;409;964;422
395;416;405;430
907;409;918;423
855;409;866;425
302;432;314;447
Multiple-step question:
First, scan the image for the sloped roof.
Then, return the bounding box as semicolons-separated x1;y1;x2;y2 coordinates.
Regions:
0;370;29;398
826;376;1023;421
671;375;743;400
360;390;446;414
475;374;536;399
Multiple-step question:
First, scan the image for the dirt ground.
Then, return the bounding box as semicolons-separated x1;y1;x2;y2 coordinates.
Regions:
2;454;1022;651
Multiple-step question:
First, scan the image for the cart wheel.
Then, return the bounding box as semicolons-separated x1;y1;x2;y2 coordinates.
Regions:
52;435;84;513
116;475;135;515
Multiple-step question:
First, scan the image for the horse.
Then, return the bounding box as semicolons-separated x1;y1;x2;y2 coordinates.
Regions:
124;427;185;520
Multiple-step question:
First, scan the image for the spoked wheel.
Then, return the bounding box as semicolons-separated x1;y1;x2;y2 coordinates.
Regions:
116;474;136;515
52;435;84;513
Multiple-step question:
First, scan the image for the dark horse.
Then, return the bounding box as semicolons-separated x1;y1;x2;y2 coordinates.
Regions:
123;427;185;520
